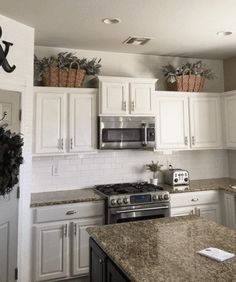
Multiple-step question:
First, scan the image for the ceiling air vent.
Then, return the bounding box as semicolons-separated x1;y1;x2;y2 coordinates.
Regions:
123;36;151;46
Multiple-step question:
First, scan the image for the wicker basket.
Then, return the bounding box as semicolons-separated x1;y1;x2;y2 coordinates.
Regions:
167;75;205;92
42;63;86;88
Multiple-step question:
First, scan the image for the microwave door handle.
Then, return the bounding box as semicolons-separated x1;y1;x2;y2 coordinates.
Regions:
142;123;147;146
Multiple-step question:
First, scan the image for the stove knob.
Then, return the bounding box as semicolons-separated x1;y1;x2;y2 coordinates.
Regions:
164;194;169;200
158;194;163;200
123;198;128;204
153;195;157;201
117;199;122;205
184;178;189;182
174;178;178;183
111;199;116;205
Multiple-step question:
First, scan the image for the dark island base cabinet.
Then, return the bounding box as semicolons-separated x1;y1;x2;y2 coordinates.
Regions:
89;238;130;282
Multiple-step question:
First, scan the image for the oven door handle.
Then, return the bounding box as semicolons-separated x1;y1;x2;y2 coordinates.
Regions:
115;206;169;214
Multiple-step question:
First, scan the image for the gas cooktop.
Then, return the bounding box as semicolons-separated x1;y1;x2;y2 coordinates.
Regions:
95;181;164;196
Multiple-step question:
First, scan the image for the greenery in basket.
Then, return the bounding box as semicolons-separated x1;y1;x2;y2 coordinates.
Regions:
146;161;163;178
0;125;24;196
34;52;102;84
162;61;216;83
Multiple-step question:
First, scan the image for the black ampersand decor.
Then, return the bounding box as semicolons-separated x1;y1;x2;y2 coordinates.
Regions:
0;26;16;73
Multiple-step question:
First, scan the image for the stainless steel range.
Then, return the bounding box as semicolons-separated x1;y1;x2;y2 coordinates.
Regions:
94;182;170;224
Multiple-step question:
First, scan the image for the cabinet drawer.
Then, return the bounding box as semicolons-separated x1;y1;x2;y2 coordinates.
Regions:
170;190;219;208
33;201;105;223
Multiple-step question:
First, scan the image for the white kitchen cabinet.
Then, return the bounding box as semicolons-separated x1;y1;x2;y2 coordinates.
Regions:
223;192;236;229
35;92;67;154
189;96;222;148
69;93;97;152
156;92;222;150
170;190;221;224
156;93;189;149
224;92;236;148
72;217;104;276
32;201;104;282
33;222;69;281
99;76;157;116
34;87;97;155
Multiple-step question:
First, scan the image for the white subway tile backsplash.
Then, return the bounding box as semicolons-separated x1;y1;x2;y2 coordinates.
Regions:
31;149;229;192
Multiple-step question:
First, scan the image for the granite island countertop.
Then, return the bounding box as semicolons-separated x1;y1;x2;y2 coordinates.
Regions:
87;215;236;282
30;188;104;207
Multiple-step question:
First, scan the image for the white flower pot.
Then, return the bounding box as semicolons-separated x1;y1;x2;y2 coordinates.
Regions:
150;178;158;185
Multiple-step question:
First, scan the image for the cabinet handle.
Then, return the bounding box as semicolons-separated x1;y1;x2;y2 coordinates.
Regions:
58;139;61;150
74;223;77;236
99;259;103;264
64;224;68;237
70;138;73;150
194;207;201;216
123;101;127;111
192;136;195;145
131;101;135;111
61;138;64;150
184;136;188;146
66;210;77;215
191;198;199;202
190;210;194;215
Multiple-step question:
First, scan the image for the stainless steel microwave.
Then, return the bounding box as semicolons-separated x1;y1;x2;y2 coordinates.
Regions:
98;116;156;150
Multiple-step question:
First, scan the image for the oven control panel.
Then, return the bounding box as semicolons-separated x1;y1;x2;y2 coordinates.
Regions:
108;192;170;207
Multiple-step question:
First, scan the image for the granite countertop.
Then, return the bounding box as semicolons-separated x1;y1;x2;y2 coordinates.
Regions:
30;188;104;207
87;215;236;282
163;177;236;194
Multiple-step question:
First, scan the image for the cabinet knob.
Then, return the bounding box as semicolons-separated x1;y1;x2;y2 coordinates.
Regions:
70;138;73;150
123;101;127;111
191;198;199;202
131;101;135;111
184;136;188;146
66;210;77;215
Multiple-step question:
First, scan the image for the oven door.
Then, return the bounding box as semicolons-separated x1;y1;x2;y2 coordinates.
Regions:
107;203;170;224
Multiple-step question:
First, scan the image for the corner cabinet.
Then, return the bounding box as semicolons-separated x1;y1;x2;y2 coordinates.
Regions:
98;76;157;116
32;201;104;282
34;87;97;154
156;92;222;150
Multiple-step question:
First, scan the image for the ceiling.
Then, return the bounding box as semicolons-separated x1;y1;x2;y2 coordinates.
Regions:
1;0;236;59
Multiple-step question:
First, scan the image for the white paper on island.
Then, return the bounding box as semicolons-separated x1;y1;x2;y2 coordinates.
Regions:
197;247;235;262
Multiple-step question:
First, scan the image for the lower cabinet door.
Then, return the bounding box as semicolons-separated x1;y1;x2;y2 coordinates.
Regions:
72;217;104;276
33;222;69;282
198;204;221;224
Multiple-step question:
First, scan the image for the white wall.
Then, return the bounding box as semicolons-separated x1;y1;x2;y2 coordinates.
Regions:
32;150;229;192
0;15;34;282
35;46;224;92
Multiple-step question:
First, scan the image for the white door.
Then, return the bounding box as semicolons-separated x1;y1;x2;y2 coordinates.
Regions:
35;92;67;154
156;95;189;149
130;83;155;115
223;193;236;229
100;81;128;115
189;96;222;148
198;204;221;224
224;95;236;148
72;217;104;276
33;222;69;282
0;90;20;282
69;93;96;152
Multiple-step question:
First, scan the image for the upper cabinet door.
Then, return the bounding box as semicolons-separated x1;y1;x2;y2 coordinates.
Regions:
35;92;67;154
189;96;222;148
69;93;97;152
224;95;236;148
130;83;155;115
100;81;128;115
156;94;189;149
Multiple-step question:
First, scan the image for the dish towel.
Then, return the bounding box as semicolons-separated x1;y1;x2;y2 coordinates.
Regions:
198;247;235;262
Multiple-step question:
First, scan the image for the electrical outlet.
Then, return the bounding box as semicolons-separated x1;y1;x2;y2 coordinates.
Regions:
52;163;59;176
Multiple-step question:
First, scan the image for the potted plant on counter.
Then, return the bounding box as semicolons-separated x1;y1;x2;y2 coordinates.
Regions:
146;161;163;185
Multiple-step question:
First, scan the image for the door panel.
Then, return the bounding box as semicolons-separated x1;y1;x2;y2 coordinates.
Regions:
35;92;66;153
69;93;96;152
72;217;104;276
189;97;222;148
157;96;189;149
34;223;69;281
224;95;236;148
130;83;154;115
100;82;128;115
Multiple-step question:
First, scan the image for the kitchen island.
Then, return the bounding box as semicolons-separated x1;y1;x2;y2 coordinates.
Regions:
87;215;236;282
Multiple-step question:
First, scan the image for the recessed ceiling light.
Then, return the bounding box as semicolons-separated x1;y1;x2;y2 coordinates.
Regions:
216;31;232;36
102;18;121;25
123;36;151;46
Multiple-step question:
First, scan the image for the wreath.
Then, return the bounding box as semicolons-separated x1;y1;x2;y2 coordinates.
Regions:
0;125;24;196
